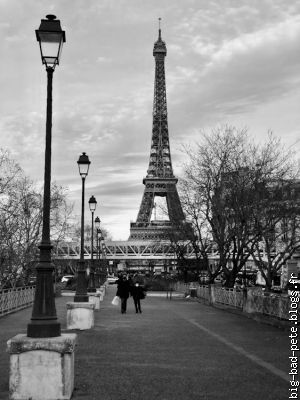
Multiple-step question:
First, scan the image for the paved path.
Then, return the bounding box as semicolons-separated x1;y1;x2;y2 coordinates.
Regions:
0;286;289;400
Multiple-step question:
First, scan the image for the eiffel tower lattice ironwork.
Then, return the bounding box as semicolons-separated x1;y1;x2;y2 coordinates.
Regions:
129;22;186;241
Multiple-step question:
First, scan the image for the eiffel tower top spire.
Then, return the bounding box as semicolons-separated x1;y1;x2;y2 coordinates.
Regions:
158;17;162;39
153;18;166;56
146;18;174;180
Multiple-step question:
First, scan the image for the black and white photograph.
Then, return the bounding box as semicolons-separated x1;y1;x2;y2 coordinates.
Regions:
0;1;299;399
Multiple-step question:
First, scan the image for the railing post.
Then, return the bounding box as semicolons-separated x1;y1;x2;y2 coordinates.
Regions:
242;288;248;312
209;284;216;305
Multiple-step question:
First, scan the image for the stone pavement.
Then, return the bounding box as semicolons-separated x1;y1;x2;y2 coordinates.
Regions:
0;286;290;400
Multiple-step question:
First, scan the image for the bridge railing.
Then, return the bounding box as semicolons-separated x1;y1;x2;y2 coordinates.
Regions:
52;240;220;260
213;286;244;309
247;290;290;320
174;282;294;321
0;286;35;317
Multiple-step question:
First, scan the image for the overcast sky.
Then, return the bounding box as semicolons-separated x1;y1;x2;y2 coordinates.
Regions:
1;0;300;240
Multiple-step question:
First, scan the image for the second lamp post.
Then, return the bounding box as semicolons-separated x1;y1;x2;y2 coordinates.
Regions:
94;216;101;287
74;152;90;302
88;195;97;292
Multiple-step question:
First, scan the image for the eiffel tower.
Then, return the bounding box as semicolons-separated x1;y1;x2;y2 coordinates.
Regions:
129;21;186;241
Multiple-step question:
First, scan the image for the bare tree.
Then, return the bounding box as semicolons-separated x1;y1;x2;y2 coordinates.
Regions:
0;149;74;288
246;135;300;288
178;178;219;282
0;151;32;287
72;223;112;243
181;126;258;287
181;127;300;288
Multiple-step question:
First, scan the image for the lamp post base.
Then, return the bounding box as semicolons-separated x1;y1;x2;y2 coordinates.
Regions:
73;294;89;302
27;320;61;338
7;333;77;400
88;293;101;310
74;260;89;302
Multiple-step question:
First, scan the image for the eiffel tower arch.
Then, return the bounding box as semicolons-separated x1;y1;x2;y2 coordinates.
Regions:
129;22;187;241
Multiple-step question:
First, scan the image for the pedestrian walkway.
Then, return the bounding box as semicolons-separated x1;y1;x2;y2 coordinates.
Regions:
0;286;289;400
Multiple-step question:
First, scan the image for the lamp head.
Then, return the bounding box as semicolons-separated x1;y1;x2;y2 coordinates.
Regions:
88;195;97;212
95;216;101;229
36;15;66;69
77;152;90;178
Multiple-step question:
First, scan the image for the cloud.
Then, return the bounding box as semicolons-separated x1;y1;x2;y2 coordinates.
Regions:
203;14;300;67
5;33;26;42
96;56;111;63
0;112;44;168
165;10;300;144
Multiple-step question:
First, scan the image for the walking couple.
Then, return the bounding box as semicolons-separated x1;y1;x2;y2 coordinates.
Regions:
115;274;146;314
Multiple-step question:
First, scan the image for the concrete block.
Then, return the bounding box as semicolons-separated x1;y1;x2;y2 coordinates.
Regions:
89;293;101;310
97;288;105;301
100;284;106;293
61;291;75;297
66;302;95;330
7;333;77;400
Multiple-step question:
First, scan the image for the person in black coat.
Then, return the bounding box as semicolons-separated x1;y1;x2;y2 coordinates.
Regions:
130;282;146;313
116;275;131;314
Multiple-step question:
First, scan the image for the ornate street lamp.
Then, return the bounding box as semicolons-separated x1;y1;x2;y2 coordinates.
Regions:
74;152;91;302
94;216;101;287
101;237;107;275
88;196;97;292
95;216;101;231
95;217;101;263
27;15;65;338
102;243;108;279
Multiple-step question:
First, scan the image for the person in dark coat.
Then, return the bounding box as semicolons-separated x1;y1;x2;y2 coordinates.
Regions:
116;275;131;314
130;282;146;313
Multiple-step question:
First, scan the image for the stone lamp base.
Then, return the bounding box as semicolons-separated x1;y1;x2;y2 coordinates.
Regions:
66;301;95;330
88;292;101;310
7;333;77;400
97;287;105;301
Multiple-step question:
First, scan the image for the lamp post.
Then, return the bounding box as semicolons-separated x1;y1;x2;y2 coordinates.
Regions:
88;196;97;292
95;216;101;287
74;152;91;302
101;236;107;277
27;15;65;338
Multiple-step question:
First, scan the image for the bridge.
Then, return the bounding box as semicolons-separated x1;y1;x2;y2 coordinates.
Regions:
52;240;219;273
0;286;289;399
53;240;218;260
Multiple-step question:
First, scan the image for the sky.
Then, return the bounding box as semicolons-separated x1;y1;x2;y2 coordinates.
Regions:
1;0;300;240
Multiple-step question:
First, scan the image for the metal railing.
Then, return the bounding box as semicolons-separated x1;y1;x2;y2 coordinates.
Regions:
214;287;244;309
0;286;35;317
250;293;290;320
197;285;210;301
175;282;295;321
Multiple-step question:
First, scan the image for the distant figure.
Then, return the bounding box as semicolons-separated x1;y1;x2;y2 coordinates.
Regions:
116;275;131;314
130;282;146;313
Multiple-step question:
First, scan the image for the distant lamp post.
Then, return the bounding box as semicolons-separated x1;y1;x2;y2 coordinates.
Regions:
95;216;101;262
74;152;91;302
95;216;101;287
101;237;107;275
88;196;97;292
27;15;65;338
95;216;101;231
